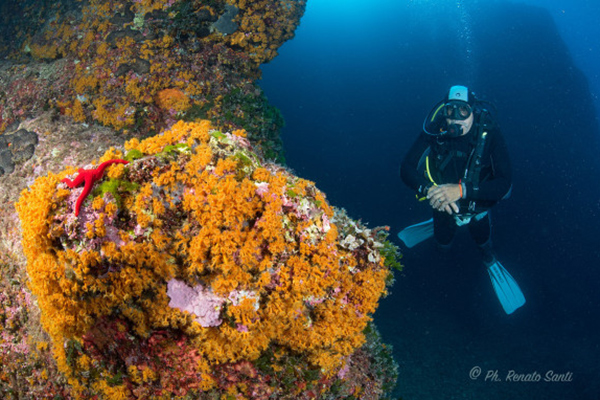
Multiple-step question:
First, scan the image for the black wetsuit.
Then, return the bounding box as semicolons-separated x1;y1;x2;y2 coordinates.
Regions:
401;113;512;250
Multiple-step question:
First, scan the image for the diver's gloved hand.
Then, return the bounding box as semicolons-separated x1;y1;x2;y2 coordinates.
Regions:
427;184;462;215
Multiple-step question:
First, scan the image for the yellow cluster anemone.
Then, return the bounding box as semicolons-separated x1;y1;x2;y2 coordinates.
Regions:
156;88;192;113
227;0;307;64
17;120;391;398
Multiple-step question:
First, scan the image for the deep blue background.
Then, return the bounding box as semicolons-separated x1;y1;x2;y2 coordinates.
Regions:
260;0;600;398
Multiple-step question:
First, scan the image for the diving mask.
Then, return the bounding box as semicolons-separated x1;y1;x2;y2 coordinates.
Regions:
442;101;472;120
423;100;473;138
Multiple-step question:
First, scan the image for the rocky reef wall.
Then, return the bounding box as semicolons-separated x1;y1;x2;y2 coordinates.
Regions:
0;0;307;162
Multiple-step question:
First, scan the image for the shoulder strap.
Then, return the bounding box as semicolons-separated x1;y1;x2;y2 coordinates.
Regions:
461;110;494;213
463;110;491;183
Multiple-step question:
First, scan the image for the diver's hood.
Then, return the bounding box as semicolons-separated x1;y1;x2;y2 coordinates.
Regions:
425;85;478;138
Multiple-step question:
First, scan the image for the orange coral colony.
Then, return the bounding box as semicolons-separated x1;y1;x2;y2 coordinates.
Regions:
155;88;192;113
16;120;391;399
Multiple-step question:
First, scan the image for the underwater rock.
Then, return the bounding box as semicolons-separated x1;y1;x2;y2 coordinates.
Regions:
115;58;152;77
213;4;239;35
106;27;146;47
0;128;38;176
0;147;12;175
145;9;169;22
110;7;135;25
194;25;212;38
14;119;399;399
196;8;219;23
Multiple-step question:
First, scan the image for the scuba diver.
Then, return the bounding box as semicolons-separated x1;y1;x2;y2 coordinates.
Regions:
399;85;525;314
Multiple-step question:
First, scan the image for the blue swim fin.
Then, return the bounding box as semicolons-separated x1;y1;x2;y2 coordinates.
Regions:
398;218;434;248
487;260;526;314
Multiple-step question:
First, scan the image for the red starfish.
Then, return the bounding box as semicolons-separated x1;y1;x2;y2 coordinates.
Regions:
61;159;129;216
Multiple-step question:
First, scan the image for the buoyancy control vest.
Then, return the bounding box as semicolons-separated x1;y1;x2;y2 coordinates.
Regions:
424;108;498;216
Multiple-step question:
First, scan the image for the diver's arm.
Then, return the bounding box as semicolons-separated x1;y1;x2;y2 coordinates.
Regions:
464;128;512;202
401;133;433;196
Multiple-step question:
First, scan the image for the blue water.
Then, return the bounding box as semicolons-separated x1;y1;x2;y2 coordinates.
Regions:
260;0;600;398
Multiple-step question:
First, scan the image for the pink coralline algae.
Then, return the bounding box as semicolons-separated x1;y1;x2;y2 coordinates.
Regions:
337;357;351;380
322;213;331;232
255;181;269;197
167;279;225;327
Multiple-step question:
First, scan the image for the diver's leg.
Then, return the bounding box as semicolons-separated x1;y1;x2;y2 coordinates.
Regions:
468;213;495;265
433;210;457;252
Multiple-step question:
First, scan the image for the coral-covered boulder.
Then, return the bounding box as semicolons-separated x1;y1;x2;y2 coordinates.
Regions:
16;120;397;399
1;1;400;398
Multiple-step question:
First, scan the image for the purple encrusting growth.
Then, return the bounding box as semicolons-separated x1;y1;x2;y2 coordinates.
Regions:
167;279;225;328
